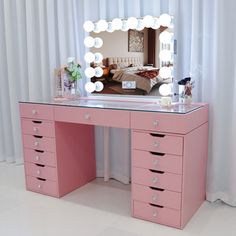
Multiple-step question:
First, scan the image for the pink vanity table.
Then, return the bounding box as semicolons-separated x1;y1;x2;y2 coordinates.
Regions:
19;98;208;229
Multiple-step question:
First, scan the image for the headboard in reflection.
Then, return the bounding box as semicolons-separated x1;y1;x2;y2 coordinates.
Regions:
83;15;174;96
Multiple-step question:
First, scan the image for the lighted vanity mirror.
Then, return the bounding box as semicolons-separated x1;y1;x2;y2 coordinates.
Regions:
83;15;174;96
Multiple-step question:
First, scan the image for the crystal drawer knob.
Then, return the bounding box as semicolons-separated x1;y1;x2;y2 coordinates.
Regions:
35;156;40;161
153;120;159;126
153;159;159;166
36;170;41;175
152;177;158;183
152;211;158;218
32;109;37;115
84;114;90;120
153;141;159;147
38;184;41;189
152;195;157;201
34;141;39;147
33;127;38;133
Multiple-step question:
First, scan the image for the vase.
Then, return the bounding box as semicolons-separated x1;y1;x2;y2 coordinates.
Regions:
183;96;192;104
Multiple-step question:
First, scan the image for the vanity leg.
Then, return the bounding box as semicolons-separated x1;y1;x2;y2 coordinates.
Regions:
104;127;110;181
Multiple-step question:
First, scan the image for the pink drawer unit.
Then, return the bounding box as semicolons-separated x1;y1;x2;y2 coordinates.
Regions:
133;200;181;228
20;103;54;120
23;134;56;152
132;131;183;156
132;184;181;210
25;162;58;181
21;119;55;137
24;149;56;167
54;106;130;128
132;167;182;192
26;175;59;197
132;150;182;174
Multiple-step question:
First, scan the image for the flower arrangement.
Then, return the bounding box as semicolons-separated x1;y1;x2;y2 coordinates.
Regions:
65;57;82;82
178;77;195;103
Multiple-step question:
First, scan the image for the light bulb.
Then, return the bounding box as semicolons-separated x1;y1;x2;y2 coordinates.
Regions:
121;20;129;31
112;18;122;30
95;81;104;92
136;19;144;31
159;67;172;78
94;52;103;63
107;22;115;33
97;19;108;31
159;31;172;44
93;23;100;33
85;67;95;78
152;17;160;29
159;14;172;27
84;52;95;63
159;84;171;96
159;49;172;62
84;36;95;48
94;37;103;48
94;67;103;77
143;15;154;28
83;21;95;32
127;17;138;29
85;82;96;93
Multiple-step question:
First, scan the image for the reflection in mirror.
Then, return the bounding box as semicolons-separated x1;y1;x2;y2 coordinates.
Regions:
84;15;174;96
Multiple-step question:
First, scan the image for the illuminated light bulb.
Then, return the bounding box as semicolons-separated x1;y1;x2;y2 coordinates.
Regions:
94;67;103;77
85;67;95;78
94;37;103;48
121;20;129;31
83;21;95;32
159;14;172;27
159;67;172;79
94;52;103;63
127;17;138;29
159;31;172;44
159;49;172;62
159;84;171;96
84;52;95;63
85;82;96;93
97;19;108;31
93;23;101;33
95;81;104;92
152;17;160;29
112;18;122;30
107;22;115;33
136;19;144;31
143;15;154;28
84;36;95;48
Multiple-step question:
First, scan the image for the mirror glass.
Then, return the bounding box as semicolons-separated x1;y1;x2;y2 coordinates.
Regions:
84;15;174;97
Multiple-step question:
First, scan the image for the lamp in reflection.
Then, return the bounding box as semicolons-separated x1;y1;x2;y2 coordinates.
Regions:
94;37;103;48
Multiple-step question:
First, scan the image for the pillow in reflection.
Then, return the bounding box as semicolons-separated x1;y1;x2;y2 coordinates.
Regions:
136;69;159;79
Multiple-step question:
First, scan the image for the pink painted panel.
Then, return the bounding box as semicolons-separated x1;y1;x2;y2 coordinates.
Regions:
24;149;56;167
132;131;183;156
132;184;181;210
21;119;55;137
23;134;56;152
25;162;58;181
132;150;182;174
54;106;130;128
19;103;54;120
26;175;59;197
133;200;181;228
132;167;182;192
131;105;208;134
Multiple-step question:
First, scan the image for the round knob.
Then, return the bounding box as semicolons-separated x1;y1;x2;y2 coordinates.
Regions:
84;114;90;120
32;109;37;115
33;127;38;133
152;177;158;183
153;120;159;126
152;195;157;201
36;170;41;175
34;141;39;147
35;156;40;161
153;159;159;166
152;211;158;218
38;184;41;189
153;141;159;147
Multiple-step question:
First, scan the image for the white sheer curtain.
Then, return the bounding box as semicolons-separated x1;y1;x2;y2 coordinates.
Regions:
1;0;236;205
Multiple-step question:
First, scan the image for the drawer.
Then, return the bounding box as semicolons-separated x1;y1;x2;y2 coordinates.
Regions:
133;200;181;228
132;150;182;174
21;119;55;137
20;103;54;120
132;167;182;192
26;175;58;197
25;162;58;181
24;149;56;167
23;134;56;152
54;106;130;128
132;184;181;210
132;131;183;156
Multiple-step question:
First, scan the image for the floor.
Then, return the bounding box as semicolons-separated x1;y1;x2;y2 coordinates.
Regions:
0;162;236;236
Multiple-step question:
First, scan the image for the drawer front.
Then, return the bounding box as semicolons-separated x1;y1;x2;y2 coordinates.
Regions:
23;135;55;152
24;149;56;167
132;150;182;174
132;131;183;156
25;162;58;181
132;184;181;210
133;201;181;228
54;106;130;128
132;167;182;192
26;175;58;197
20;103;54;120
21;119;55;137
